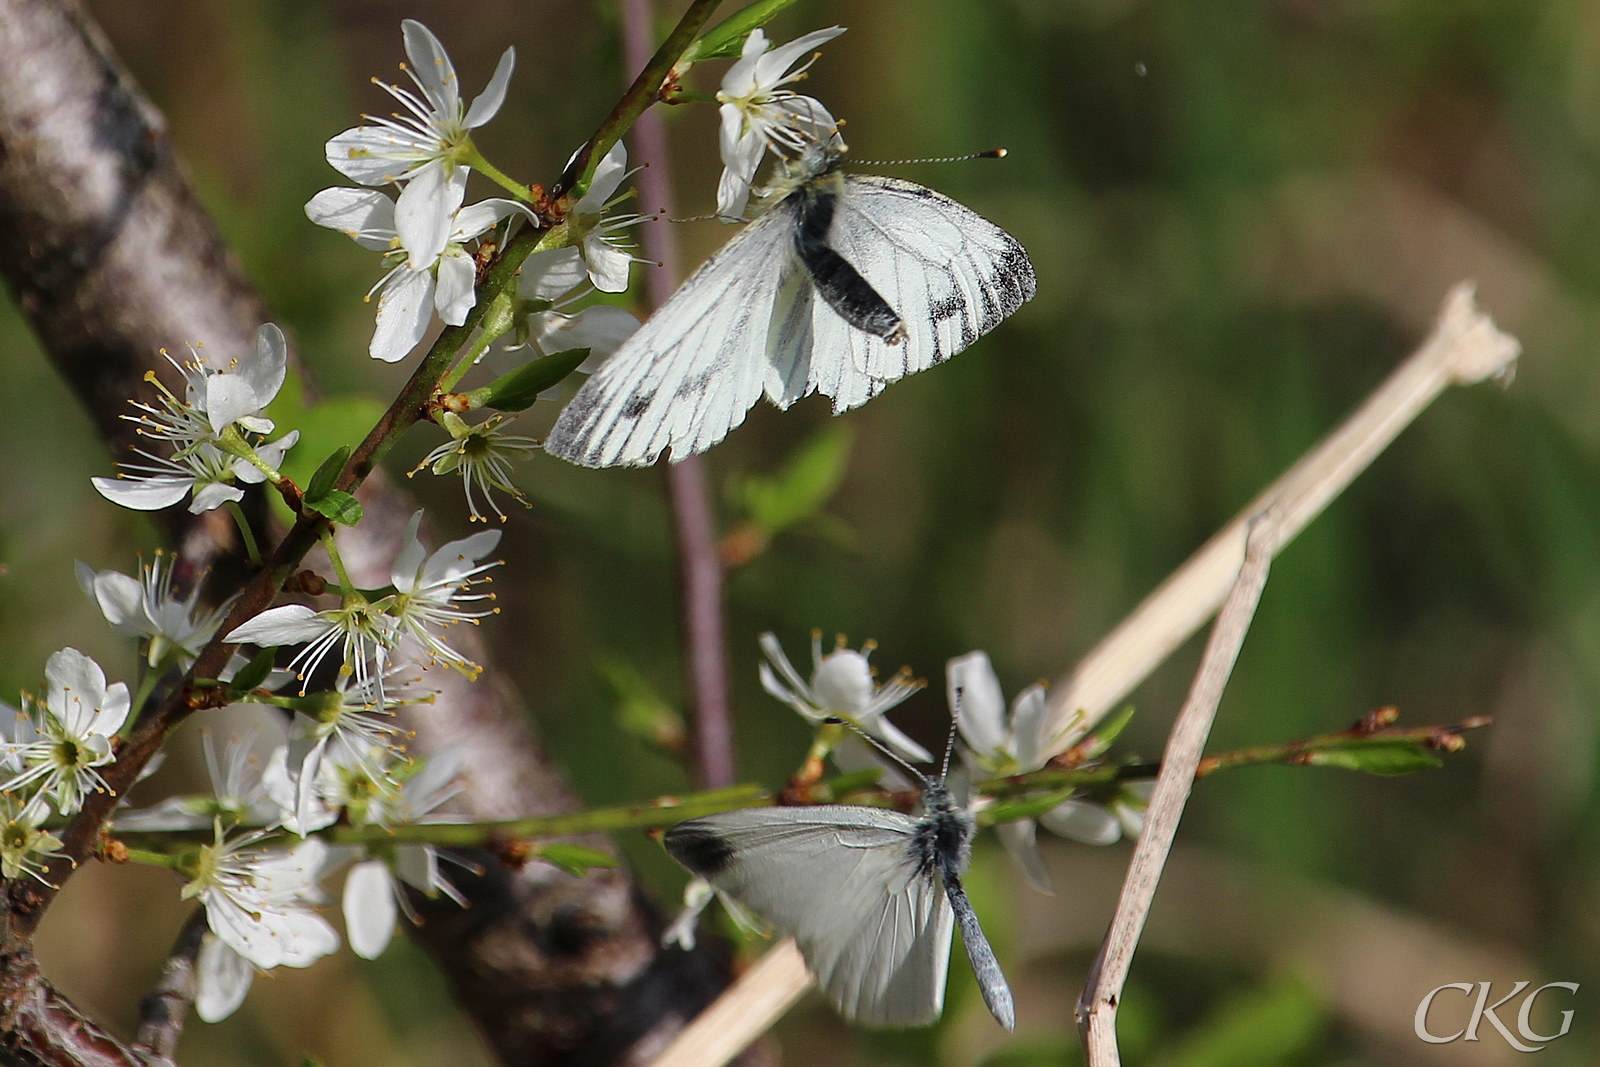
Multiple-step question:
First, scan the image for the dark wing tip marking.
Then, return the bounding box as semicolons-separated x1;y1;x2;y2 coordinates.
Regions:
663;822;737;876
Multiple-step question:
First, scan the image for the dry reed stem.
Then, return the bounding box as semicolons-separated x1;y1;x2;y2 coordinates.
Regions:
642;282;1520;1067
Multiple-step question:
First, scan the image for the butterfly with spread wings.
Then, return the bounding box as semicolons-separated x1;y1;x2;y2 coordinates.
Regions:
543;141;1037;468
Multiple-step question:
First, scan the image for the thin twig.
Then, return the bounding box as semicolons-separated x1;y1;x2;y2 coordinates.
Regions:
131;910;207;1063
1076;516;1276;1065
1038;282;1520;755
640;283;1521;1067
623;0;737;789
646;939;811;1067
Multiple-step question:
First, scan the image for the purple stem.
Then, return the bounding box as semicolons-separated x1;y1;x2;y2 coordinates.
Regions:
622;0;737;789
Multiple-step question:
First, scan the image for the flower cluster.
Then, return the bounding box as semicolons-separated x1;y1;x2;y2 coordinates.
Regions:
91;324;298;515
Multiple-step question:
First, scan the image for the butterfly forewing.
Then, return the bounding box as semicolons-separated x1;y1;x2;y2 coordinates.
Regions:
665;806;955;1026
542;202;800;468
808;175;1037;412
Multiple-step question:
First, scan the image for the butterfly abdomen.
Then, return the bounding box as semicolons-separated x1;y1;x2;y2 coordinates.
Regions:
795;176;907;344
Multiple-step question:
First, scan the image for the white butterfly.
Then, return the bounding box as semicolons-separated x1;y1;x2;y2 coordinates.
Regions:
663;776;1015;1030
544;142;1036;467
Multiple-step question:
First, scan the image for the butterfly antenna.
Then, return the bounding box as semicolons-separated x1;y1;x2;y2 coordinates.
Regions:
939;687;964;784
821;717;930;788
850;148;1009;166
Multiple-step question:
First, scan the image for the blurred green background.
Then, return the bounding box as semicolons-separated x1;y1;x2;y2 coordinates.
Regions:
4;0;1600;1063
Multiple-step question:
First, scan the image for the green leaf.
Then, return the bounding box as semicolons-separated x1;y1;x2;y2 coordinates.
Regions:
738;425;854;533
538;843;618;876
1153;975;1323;1067
304;446;351;505
227;648;279;697
600;656;686;752
1076;705;1136;758
1305;741;1442;776
474;348;590;412
307;489;363;526
683;0;806;63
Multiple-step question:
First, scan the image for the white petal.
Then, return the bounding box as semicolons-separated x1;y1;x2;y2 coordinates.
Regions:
582;234;632;294
465;47;515;128
576;142;627;214
372;268;436;362
45;648;107;712
451;198;529;242
812;650;873;714
720;29;769;99
93;475;192;511
188;481;245;514
305;187;397;250
517;247;587;302
84;569;147;635
401;19;460;116
226;605;329;646
948;651;1008;759
1010;684;1050;772
1038;799;1123;846
421;528;501;588
248;429;300;476
996;818;1054;894
752;27;846;89
870;715;934;765
325;126;427;185
343;860;398;959
195;934;254;1023
433;248;478;326
395;162;468;270
206;376;259;434
95;681;131;738
245;324;288;407
390;511;428;590
532;305;639;364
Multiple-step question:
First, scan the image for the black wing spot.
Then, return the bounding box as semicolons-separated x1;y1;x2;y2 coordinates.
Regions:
664;823;736;876
622;392;654;419
675;368;716;400
929;293;964;323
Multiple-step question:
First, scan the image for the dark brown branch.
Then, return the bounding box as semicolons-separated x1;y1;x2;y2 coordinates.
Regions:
130;910;206;1063
0;0;735;1062
623;0;737;790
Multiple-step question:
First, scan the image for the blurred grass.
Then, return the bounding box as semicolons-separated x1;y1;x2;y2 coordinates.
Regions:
0;0;1596;1062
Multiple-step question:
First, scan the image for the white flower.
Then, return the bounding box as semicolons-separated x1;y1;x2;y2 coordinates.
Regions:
388;512;500;677
338;748;467;959
226;601;400;702
715;27;845;218
4;649;131;814
115;731;281;832
92;326;298;514
305;187;529;362
325;19;515;269
0;791;63;884
563;142;646;293
950;651;1132;893
412;413;539;523
183;830;339;970
195;933;254;1023
758;631;931;764
76;553;231;668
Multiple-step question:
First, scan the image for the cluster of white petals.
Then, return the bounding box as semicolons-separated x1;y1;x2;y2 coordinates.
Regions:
2;649;131;814
92;324;297;514
76;552;231;668
715;27;845;218
759;631;931;765
950;652;1151;893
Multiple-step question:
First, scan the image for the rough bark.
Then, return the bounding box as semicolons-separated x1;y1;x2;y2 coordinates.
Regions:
0;0;729;1062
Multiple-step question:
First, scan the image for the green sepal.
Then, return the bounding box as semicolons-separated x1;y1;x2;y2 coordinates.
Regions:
304;446;351;506
1076;705;1136;760
684;0;806;63
471;348;590;413
736;425;853;533
227;648;279;698
538;843;619;876
308;489;363;526
1306;742;1442;776
979;787;1081;828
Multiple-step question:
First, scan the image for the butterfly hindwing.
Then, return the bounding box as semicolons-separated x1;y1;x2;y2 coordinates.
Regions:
665;806;954;1026
808;175;1037;411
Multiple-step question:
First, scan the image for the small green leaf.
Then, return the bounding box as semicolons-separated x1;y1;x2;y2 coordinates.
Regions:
600;657;686;752
228;648;278;697
304;446;351;505
1306;742;1442;776
474;348;590;412
538;843;618;876
1076;705;1136;759
308;490;363;526
684;0;806;63
738;425;853;533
